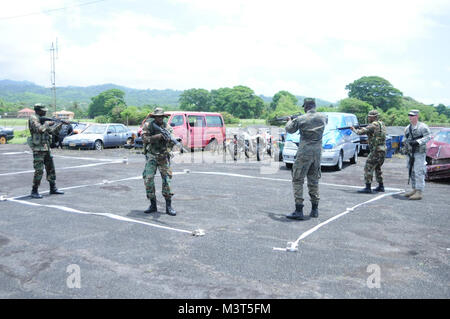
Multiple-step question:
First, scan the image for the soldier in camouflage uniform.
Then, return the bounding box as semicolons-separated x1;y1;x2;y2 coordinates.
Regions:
351;110;386;193
27;103;65;198
285;98;328;220
141;108;177;216
403;109;431;200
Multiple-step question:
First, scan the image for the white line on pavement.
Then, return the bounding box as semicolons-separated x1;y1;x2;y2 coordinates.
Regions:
273;191;404;252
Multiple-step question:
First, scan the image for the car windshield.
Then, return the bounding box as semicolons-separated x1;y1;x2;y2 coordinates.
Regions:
82;125;106;134
324;115;343;131
434;131;450;144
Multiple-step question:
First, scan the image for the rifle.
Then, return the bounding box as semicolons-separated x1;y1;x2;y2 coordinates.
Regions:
338;124;369;130
274;112;303;123
151;121;186;151
406;127;423;184
39;116;71;126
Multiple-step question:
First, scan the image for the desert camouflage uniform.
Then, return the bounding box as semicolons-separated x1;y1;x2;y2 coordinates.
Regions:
27;114;62;187
285;109;328;205
354;121;387;184
141;119;175;200
404;122;431;191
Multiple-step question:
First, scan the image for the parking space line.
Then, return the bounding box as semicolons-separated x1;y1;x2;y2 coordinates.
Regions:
273;191;404;252
191;171;404;191
7;198;197;236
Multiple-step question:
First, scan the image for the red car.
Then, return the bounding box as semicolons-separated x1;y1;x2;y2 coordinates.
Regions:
426;128;450;180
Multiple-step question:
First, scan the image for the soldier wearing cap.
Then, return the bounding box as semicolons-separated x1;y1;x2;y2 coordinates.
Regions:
351;110;387;193
27;103;64;198
141;107;177;215
285;98;328;220
403;109;431;200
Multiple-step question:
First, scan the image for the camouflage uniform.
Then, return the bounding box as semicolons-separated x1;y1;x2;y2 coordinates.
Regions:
27;111;62;189
354;120;387;185
141;118;175;200
285;109;327;206
404;118;431;193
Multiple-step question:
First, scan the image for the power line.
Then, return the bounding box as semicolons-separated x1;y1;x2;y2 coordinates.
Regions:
0;0;108;20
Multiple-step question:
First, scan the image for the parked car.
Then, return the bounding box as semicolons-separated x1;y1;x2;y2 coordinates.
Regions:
426;128;450;180
0;126;14;144
133;111;226;152
71;122;91;134
282;112;360;170
62;123;135;150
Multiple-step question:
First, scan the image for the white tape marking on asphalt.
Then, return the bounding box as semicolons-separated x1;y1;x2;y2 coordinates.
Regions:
0;161;123;177
273;191;404;252
1;151;31;155
6;171;189;200
7;198;195;235
191;171;403;192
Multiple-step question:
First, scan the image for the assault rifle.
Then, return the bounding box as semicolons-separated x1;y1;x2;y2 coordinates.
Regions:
151;121;186;151
337;124;369;130
274;112;303;123
39;116;71;126
405;128;423;184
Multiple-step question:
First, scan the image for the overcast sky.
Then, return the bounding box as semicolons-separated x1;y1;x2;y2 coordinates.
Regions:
1;0;449;105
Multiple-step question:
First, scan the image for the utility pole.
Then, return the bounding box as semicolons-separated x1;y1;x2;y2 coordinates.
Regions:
50;39;58;114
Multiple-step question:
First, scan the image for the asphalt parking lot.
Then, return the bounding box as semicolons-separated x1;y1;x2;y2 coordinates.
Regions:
0;144;449;298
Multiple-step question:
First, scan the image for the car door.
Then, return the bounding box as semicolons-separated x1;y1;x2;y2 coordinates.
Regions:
187;115;205;149
115;125;128;145
104;125;117;147
169;114;187;146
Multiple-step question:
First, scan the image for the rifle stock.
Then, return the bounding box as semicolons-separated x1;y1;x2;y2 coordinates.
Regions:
338;124;368;130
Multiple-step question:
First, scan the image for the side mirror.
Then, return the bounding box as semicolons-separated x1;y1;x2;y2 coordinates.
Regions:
107;131;112;134
170;122;176;127
345;129;352;136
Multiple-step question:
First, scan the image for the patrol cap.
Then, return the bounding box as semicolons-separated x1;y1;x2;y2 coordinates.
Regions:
408;109;419;116
34;103;48;112
149;107;169;117
368;110;379;117
302;98;316;109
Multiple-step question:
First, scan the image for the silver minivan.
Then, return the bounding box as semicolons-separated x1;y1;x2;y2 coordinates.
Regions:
282;112;361;170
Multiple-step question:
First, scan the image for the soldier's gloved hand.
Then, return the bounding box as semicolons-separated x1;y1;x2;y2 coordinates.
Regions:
46;121;55;126
409;140;419;147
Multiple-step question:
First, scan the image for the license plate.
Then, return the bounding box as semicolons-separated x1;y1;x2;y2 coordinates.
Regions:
69;143;76;147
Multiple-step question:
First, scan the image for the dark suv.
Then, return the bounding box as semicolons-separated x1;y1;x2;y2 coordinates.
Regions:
0;126;14;144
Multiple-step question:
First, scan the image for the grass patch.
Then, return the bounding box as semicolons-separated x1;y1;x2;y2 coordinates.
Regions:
9;129;30;145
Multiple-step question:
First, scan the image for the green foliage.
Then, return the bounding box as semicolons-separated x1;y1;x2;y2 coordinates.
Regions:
267;95;301;119
179;88;212;111
338;98;373;123
88;89;126;118
270;91;298;110
317;106;338;113
221;112;240;124
345;76;403;112
94;115;109;123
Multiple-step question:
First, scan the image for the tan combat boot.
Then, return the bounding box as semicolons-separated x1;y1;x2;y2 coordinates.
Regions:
409;190;423;200
403;189;416;197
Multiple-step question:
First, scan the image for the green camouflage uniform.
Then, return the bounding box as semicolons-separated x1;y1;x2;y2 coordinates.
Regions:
142;119;175;200
27;114;62;187
354;121;386;184
285;110;328;205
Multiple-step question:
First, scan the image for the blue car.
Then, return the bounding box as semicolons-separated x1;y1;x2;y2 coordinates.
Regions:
282;112;361;170
62;123;135;150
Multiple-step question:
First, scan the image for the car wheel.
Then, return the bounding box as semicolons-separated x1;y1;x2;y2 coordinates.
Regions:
350;147;358;164
286;163;293;169
0;136;6;144
205;139;218;153
334;151;343;171
94;140;103;151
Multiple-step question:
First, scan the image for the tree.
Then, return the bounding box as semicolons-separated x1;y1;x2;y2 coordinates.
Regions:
345;76;403;112
338;98;373;124
88;89;126;118
179;88;212;111
270;91;298;110
267;95;302;120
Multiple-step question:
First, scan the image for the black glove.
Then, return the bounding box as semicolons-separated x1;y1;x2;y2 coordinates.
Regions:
409;140;419;147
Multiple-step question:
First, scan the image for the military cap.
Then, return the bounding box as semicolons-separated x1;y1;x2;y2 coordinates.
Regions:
408;109;419;116
149;107;169;117
34;103;48;112
302;98;316;109
368;110;379;117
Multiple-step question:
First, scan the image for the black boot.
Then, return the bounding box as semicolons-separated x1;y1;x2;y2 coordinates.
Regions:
357;183;372;194
144;198;157;214
49;182;64;195
373;183;385;192
165;198;176;216
30;186;43;199
286;204;305;220
310;202;319;218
